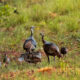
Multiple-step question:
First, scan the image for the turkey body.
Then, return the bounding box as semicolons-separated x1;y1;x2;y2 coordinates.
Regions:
23;36;37;52
43;42;60;56
19;51;41;64
43;41;62;63
40;33;62;63
23;26;37;53
3;54;10;67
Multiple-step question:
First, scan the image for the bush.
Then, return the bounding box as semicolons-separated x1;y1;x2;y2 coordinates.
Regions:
0;4;12;17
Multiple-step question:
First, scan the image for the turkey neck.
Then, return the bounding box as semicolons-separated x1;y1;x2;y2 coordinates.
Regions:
41;36;46;44
31;29;33;37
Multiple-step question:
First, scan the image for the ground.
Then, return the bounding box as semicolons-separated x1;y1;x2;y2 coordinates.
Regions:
0;0;80;80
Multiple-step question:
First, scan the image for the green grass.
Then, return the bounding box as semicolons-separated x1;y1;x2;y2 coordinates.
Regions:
0;0;80;80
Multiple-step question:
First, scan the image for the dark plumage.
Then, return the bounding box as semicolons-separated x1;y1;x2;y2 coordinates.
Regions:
3;53;10;67
3;54;7;63
60;47;68;56
24;51;41;64
14;9;19;14
40;33;62;63
18;51;41;64
23;26;37;53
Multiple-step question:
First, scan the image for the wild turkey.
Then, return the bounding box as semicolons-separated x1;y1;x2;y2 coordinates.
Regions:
25;51;41;64
3;53;10;63
60;47;68;56
18;51;41;64
40;33;66;63
23;26;37;53
3;53;10;67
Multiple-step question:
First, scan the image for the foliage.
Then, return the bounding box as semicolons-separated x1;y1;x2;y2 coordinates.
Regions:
0;0;80;80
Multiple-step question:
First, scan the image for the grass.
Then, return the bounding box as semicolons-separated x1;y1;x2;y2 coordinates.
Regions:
0;0;80;80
